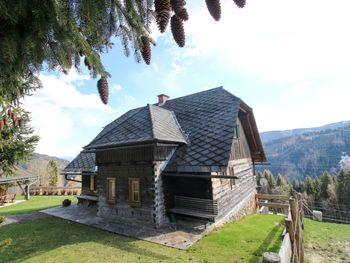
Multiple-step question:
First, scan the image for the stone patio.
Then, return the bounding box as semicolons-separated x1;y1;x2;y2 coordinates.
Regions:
42;204;215;249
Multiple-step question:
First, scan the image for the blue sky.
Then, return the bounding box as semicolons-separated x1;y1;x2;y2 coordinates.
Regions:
23;0;350;158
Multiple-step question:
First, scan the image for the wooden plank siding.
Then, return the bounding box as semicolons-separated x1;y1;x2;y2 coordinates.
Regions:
212;116;257;221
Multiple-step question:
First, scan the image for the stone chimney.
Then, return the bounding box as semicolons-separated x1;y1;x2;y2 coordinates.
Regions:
157;94;170;105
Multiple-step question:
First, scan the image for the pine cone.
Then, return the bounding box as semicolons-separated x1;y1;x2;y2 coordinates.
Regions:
233;0;246;8
156;9;171;33
175;7;189;21
154;0;171;12
171;15;185;47
11;112;17;122
206;0;221;21
141;36;151;65
19;118;25;128
97;77;109;104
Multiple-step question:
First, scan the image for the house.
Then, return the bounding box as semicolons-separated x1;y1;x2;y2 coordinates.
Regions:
62;87;266;228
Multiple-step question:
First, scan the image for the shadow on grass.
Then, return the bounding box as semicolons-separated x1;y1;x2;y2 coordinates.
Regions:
249;223;283;263
0;217;172;262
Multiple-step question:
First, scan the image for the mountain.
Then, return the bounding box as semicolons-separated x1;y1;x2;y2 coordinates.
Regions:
260;120;350;143
259;124;350;180
16;153;70;187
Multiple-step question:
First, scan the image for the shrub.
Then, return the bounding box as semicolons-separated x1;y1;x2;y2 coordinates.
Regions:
0;216;5;224
62;199;71;207
72;189;78;195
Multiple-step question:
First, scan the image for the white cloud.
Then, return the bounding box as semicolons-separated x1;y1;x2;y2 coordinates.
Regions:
111;84;123;93
180;0;350;131
184;0;350;84
22;71;118;158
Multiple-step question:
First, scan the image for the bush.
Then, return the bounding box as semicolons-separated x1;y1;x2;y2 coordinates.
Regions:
62;199;71;207
0;216;5;224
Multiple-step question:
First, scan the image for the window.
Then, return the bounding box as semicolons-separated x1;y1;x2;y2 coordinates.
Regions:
90;175;96;192
128;178;140;206
107;177;116;203
233;124;240;139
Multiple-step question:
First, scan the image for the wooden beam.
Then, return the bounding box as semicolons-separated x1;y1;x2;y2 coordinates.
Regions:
257;202;289;209
163;173;238;179
256;194;290;201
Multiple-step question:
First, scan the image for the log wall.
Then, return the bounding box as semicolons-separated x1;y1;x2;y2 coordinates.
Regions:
96;146;175;227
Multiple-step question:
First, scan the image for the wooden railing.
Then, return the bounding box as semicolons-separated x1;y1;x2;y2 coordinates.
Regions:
259;191;304;263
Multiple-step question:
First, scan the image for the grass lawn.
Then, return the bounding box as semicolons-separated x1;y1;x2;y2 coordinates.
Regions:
0;212;284;263
0;196;76;216
304;219;350;262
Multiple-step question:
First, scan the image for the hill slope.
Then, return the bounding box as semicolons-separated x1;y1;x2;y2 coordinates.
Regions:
260;120;350;143
260;125;350;180
16;153;70;187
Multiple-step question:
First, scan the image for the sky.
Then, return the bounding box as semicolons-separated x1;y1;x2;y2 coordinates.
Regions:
23;0;350;159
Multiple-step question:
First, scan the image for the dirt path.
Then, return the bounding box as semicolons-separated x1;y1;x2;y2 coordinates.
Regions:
0;212;51;227
304;241;350;263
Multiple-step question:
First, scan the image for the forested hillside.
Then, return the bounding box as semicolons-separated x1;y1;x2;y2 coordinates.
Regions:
260;120;350;143
260;125;350;180
15;153;70;187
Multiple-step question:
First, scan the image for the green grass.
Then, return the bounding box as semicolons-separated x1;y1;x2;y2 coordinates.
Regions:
0;196;76;216
0;213;284;263
303;219;350;262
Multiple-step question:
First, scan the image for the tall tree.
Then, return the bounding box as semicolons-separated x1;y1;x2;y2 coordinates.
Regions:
0;0;246;104
47;160;59;187
320;171;332;200
0;98;39;177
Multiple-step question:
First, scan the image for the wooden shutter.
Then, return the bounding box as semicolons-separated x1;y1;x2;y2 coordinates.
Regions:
107;178;116;203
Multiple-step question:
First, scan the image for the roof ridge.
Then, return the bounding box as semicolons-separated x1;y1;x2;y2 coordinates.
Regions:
84;106;146;149
170;111;189;144
156;86;224;105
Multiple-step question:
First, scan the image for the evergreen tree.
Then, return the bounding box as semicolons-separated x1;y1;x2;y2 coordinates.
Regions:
47;160;58;187
0;0;246;104
320;171;332;200
312;177;321;201
0;98;39;176
263;170;275;193
304;176;314;195
337;169;350;206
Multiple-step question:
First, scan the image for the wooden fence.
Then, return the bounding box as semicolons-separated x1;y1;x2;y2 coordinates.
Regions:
258;191;304;263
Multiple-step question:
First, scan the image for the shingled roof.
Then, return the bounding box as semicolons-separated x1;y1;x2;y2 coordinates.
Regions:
65;87;266;174
85;104;187;149
62;152;96;174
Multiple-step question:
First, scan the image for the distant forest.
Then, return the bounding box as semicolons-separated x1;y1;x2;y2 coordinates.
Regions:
258;124;350;180
257;154;350;223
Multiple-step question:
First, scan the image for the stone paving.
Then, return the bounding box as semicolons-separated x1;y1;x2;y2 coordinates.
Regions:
42;204;214;249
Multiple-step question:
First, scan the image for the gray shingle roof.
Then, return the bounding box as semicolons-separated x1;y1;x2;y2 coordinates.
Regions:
69;87;265;174
62;152;96;174
85;105;187;149
159;87;241;172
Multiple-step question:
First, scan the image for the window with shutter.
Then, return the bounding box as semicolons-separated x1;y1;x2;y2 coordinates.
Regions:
128;178;141;207
106;177;116;203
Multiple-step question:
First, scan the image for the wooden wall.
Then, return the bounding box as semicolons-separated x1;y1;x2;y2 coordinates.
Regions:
229;118;252;160
96;146;175;227
213;158;256;220
213;116;257;220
